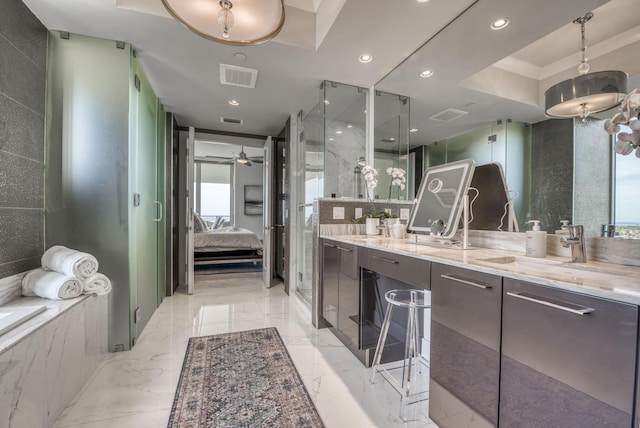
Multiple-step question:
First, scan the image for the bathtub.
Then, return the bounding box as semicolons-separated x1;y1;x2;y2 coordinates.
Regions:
0;305;46;336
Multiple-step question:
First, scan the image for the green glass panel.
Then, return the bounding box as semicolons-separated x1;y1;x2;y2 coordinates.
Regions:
45;32;131;351
129;53;159;339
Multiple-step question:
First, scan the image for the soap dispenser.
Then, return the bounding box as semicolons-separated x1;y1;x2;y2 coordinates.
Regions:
526;220;547;258
555;220;571;235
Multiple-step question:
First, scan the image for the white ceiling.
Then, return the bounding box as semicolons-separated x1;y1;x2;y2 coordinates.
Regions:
21;0;640;147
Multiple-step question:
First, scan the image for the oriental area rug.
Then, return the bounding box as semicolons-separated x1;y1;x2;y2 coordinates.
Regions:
168;327;324;427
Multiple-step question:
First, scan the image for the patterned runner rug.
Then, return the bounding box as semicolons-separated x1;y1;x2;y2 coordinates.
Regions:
168;327;324;427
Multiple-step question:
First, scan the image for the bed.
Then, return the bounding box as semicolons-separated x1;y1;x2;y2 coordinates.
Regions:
193;225;263;267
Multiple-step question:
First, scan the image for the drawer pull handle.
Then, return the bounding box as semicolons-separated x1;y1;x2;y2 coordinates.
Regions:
324;243;337;248
337;246;353;253
441;274;491;289
372;255;399;265
507;292;594;315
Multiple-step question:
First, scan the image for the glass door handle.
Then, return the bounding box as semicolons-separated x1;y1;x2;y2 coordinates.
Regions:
154;201;163;222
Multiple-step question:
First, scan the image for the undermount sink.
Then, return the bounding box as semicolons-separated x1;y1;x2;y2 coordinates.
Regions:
477;256;630;281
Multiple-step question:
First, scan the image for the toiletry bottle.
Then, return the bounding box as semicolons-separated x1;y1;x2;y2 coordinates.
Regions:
555;220;571;235
526;220;547;258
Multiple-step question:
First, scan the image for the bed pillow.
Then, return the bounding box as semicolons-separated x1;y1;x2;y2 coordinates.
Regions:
193;212;207;232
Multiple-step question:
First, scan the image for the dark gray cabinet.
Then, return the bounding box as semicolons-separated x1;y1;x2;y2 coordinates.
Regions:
501;278;638;428
321;241;339;327
429;263;502;428
321;239;358;347
360;248;430;289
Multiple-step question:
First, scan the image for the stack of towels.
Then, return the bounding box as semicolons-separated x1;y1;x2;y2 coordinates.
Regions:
21;246;112;300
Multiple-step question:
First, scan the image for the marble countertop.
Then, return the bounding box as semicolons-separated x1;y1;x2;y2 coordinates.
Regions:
323;235;640;306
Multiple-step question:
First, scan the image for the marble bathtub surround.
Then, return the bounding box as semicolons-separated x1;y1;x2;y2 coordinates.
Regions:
0;294;108;428
0;272;25;306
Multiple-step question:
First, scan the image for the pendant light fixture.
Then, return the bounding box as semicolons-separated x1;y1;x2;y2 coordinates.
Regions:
544;12;628;121
162;0;285;46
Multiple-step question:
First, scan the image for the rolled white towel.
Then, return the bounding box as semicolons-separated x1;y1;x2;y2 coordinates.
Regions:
41;245;99;279
22;268;82;300
82;273;112;296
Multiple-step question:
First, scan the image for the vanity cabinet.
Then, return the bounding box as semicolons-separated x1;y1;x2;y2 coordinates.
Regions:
321;239;359;348
429;263;502;428
360;248;430;289
501;278;638;428
321;241;340;327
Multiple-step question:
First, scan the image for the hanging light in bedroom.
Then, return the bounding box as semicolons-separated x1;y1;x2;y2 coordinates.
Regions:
161;0;285;46
544;12;628;121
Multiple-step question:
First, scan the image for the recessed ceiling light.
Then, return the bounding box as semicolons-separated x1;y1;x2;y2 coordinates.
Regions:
329;137;335;141
416;0;429;2
347;124;353;128
228;99;240;106
410;128;418;133
491;18;509;30
419;70;434;78
359;54;373;63
234;52;247;60
336;130;343;134
324;99;330;105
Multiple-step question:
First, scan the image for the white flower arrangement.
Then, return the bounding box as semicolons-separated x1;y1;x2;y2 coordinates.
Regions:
361;165;379;190
386;167;406;191
356;165;406;223
604;88;640;157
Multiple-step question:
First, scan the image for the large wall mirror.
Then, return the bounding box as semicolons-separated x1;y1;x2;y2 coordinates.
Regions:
375;0;640;238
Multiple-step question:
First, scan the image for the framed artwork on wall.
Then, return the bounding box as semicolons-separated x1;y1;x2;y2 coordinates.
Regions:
244;185;263;215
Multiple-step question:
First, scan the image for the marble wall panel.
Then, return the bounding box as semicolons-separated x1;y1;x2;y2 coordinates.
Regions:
324;122;366;198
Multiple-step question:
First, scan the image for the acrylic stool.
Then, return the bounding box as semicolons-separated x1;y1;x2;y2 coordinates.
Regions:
370;289;430;421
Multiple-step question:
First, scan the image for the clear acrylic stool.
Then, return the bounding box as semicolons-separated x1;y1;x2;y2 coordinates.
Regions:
370;289;430;420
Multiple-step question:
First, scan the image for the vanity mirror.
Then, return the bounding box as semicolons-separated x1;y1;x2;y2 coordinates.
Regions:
407;159;475;239
374;0;640;238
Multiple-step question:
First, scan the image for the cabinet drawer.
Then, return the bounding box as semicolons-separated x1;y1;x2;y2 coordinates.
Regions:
431;263;502;349
501;278;638;427
430;263;502;427
364;248;430;289
337;242;357;279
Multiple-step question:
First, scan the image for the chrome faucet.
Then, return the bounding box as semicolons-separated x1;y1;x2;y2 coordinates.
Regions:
561;225;586;263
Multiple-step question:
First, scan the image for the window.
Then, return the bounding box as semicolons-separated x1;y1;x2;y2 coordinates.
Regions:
194;162;232;228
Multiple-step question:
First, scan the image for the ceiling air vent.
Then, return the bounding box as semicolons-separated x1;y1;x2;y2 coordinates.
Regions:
220;117;243;125
428;108;468;123
220;64;258;88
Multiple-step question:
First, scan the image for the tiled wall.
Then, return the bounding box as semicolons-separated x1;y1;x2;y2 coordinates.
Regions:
530;119;573;233
0;0;47;278
574;118;611;236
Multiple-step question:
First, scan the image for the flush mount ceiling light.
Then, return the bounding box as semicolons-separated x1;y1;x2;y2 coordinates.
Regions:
490;17;509;30
544;12;627;121
359;54;373;63
419;70;433;78
161;0;285;46
410;128;418;133
228;99;240;106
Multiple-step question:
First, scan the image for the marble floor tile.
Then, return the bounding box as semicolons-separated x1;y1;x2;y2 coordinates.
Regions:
54;275;437;428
